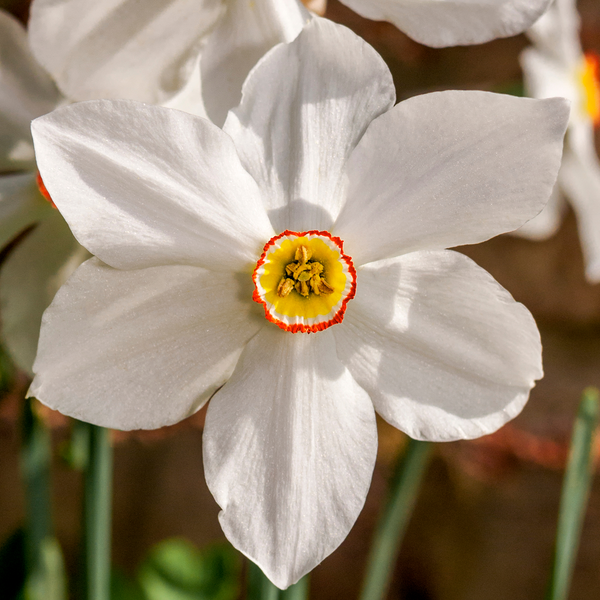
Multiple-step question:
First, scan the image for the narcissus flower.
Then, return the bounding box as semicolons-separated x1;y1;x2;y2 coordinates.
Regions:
320;0;553;47
518;0;600;281
30;18;568;589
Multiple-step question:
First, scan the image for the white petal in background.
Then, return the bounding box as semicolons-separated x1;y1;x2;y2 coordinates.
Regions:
334;92;569;266
204;326;377;588
225;17;395;233
0;10;60;171
30;259;265;429
526;0;581;65
0;210;88;374
0;172;51;249
201;0;309;126
560;122;600;282
520;48;577;111
32;100;274;272
333;250;543;441
28;0;223;104
339;0;551;48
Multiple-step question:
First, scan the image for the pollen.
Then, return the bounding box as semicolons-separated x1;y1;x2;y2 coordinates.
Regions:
579;52;600;126
277;245;334;299
252;230;356;334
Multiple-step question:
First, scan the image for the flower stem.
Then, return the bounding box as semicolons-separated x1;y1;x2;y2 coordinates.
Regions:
21;398;52;576
545;387;600;600
281;575;309;599
247;561;280;600
359;438;432;600
83;424;113;600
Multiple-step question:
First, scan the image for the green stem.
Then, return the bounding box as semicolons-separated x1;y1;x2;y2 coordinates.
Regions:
21;398;52;576
545;388;600;600
247;561;281;600
359;438;432;600
83;424;113;600
281;575;309;600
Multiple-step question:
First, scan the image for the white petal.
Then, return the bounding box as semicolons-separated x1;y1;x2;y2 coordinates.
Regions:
333;92;569;266
162;55;208;119
0;10;60;171
28;0;223;103
333;251;543;441
224;17;395;233
31;100;274;271
30;258;264;429
204;326;376;588
201;0;309;126
0;172;50;248
513;182;565;239
559;123;600;282
339;0;552;48
0;210;88;374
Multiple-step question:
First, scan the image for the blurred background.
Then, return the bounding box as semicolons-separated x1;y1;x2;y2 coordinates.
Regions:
1;0;600;598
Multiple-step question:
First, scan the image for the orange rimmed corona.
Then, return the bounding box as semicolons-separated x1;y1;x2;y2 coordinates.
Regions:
36;172;57;208
580;52;600;126
253;230;356;333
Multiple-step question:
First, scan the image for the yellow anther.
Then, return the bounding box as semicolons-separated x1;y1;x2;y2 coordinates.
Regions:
309;263;323;276
295;245;312;264
318;279;334;294
295;280;310;297
278;244;334;299
277;277;295;297
310;275;321;295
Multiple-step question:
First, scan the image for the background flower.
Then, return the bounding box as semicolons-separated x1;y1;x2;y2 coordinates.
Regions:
517;0;600;282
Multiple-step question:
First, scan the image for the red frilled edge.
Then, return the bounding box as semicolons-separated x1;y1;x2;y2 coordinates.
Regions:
252;230;357;334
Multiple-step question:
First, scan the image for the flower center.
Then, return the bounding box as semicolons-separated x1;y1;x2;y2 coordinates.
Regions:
36;172;57;209
579;52;600;126
253;230;356;334
277;244;334;298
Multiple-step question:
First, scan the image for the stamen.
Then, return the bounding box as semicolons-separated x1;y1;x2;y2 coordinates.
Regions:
277;244;334;298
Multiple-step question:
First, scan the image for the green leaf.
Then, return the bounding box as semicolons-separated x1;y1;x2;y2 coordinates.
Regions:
0;529;27;600
110;568;145;600
360;438;432;600
24;537;67;600
546;387;600;600
138;539;241;600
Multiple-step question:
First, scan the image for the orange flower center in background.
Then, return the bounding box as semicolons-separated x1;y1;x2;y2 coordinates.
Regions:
36;172;57;209
580;52;600;126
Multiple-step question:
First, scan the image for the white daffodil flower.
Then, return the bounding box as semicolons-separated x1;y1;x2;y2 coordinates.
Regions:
517;0;600;282
30;18;567;589
322;0;553;47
